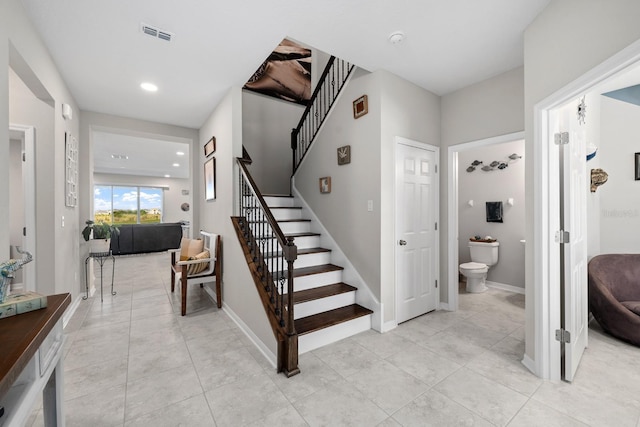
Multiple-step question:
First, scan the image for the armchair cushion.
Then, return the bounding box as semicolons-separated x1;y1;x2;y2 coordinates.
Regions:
187;250;210;275
621;301;640;316
179;238;203;261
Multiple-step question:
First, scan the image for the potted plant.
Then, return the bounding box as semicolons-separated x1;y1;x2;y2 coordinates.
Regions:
82;220;119;253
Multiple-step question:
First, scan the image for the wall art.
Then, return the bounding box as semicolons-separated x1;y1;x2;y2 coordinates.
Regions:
204;136;216;157
353;95;368;119
65;132;78;207
319;176;331;193
337;145;351;165
205;157;216;201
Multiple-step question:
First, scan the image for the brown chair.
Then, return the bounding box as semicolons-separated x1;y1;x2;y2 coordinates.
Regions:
170;231;222;316
588;254;640;346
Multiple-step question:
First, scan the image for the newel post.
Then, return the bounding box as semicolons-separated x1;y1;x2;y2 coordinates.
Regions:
282;236;299;376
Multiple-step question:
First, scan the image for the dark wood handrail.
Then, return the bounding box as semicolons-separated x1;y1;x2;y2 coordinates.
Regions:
237;157;289;252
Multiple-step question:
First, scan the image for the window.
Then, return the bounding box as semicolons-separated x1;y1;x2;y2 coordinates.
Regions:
94;185;163;224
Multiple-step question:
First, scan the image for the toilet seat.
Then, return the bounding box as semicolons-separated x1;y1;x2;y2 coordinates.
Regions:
459;262;487;271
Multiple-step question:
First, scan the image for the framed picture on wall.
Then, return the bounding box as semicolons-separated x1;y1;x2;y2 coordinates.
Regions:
65;132;78;207
319;176;331;193
204;136;216;157
353;95;368;119
635;152;640;180
205;157;216;201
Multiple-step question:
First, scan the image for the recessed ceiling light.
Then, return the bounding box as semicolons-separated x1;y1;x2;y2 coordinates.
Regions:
388;31;405;44
140;82;158;92
172;163;180;167
164;174;171;178
176;151;185;156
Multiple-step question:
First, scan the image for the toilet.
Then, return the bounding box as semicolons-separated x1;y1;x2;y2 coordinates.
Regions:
459;241;499;293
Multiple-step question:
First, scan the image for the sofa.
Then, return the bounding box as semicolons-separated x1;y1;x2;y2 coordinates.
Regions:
588;254;640;346
110;223;183;255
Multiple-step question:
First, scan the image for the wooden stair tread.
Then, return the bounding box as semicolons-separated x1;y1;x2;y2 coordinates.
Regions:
285;232;321;238
265;247;331;259
295;304;373;336
263;194;293;198
293;283;357;304
276;219;311;223
294;264;343;277
269;206;302;210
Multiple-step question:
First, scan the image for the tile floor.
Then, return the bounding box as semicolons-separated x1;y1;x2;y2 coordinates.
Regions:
25;253;640;426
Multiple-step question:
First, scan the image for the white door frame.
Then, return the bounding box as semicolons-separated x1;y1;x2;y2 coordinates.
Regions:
395;136;440;319
446;131;524;312
533;39;640;380
9;123;36;292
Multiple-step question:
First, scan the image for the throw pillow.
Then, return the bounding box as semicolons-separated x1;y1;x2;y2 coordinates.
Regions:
179;238;204;261
187;250;210;275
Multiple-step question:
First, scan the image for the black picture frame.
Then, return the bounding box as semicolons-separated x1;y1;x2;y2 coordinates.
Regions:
635;152;640;180
486;201;504;223
204;136;216;157
205;157;216;201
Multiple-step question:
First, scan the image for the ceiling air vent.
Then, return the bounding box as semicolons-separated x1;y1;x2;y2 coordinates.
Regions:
141;23;173;42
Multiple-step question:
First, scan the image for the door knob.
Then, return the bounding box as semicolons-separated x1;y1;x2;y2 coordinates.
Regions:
399;240;407;246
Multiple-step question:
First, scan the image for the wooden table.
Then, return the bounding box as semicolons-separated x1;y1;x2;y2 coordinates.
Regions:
0;293;71;426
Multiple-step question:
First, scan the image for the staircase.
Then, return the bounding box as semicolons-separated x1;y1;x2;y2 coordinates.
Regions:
264;195;372;354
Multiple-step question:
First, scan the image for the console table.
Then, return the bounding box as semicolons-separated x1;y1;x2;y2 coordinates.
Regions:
0;293;70;426
84;251;116;302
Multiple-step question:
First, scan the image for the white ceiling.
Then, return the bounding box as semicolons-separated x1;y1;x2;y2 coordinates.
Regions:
19;0;552;130
18;0;553;178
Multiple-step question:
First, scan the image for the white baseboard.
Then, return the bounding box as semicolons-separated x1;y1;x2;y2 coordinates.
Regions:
486;281;525;295
222;302;277;369
521;354;536;376
381;320;398;333
439;302;451;311
63;294;82;328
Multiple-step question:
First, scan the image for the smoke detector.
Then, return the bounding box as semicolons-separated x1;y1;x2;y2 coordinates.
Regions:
388;31;405;44
141;23;173;42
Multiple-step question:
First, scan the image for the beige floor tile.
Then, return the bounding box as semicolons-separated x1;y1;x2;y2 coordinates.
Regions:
124;364;203;421
124;394;215;427
268;352;342;403
392;389;493;427
466;350;543;396
206;372;290;426
127;340;193;381
245;404;309;427
195;347;265;391
386;342;461;386
508;399;589;426
64;357;128;401
65;383;126;427
345;359;429;414
418;330;488;366
292;379;388;427
351;328;415;359
434;368;528;426
311;338;381;378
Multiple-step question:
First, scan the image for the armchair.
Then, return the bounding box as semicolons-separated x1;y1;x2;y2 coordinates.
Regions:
170;231;222;316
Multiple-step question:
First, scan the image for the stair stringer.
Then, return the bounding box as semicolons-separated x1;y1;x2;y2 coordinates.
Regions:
291;185;382;332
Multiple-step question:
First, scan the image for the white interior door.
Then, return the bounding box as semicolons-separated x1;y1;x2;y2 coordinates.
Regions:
396;139;438;323
557;101;588;381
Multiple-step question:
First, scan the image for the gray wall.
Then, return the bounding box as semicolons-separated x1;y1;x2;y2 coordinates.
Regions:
440;67;525;303
5;23;78;298
199;87;278;360
523;0;640;368
458;140;525;289
242;91;303;194
295;68;440;326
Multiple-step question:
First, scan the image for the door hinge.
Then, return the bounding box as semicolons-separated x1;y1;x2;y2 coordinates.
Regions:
435;280;438;288
22;152;26;162
555;328;571;343
555;230;570;244
23;227;26;236
554;132;569;145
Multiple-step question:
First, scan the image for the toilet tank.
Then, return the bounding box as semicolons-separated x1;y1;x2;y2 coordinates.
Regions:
468;241;499;266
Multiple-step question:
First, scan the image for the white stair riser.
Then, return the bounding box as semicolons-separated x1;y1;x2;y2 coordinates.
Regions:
298;315;372;354
271;209;302;221
294;252;331;269
290;235;320;249
278;221;311;234
264;196;294;207
294;270;343;292
294;292;356;319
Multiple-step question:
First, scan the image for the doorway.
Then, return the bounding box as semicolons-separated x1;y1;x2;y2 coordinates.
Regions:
8;124;36;292
447;132;525;312
395;137;439;324
533;39;640;380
